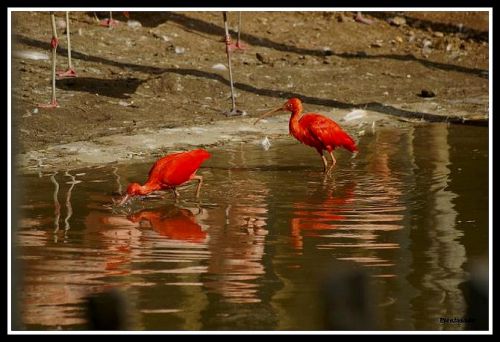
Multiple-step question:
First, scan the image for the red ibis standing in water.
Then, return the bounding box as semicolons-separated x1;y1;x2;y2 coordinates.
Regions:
118;149;211;205
254;98;358;172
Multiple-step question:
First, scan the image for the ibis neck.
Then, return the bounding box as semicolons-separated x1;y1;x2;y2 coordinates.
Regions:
138;182;161;195
289;108;302;134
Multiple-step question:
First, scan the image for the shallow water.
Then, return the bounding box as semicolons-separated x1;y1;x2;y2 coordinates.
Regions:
12;123;489;331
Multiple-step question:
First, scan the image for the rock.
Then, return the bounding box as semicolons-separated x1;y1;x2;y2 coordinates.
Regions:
256;52;271;64
422;39;433;48
211;63;227;71
174;47;185;54
418;89;436;98
433;31;444;38
56;18;66;30
422;46;432;56
323;47;333;56
127;20;142;29
395;36;403;43
388;16;406;27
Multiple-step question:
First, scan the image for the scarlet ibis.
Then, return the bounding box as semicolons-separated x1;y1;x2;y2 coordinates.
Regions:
118;149;211;205
221;11;246;116
254;98;358;171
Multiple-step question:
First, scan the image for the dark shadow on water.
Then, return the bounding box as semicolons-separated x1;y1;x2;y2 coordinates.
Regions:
57;77;144;99
14;34;487;126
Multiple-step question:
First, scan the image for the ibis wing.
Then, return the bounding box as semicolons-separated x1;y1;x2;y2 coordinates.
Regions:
149;150;210;187
303;114;357;152
148;152;184;179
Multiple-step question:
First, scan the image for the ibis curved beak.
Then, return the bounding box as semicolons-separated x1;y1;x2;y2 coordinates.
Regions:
253;106;284;125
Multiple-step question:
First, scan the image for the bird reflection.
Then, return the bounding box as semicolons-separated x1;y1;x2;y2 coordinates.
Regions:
290;181;356;250
127;205;207;243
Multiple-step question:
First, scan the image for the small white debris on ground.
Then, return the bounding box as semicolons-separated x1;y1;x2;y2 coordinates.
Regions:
260;136;271;151
343;109;367;122
212;63;227;71
174;47;185;54
13;51;49;60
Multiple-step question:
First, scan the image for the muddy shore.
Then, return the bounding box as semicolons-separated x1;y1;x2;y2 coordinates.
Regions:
11;11;489;173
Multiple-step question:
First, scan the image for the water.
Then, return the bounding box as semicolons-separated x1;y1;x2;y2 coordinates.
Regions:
12;123;489;331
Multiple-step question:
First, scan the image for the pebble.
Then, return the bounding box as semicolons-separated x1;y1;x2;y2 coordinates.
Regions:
256;52;271;64
127;20;142;29
419;89;436;98
388;16;406;27
212;63;227;71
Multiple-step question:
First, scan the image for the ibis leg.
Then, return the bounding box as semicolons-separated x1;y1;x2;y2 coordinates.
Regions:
192;175;204;198
329;151;337;166
234;12;246;50
57;12;77;78
222;12;245;116
321;154;328;172
38;12;59;108
172;188;180;200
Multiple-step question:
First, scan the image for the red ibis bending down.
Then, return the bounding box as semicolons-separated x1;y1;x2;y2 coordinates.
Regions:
254;98;358;172
118;149;212;205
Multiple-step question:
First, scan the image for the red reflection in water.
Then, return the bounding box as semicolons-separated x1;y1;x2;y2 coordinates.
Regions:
204;178;270;304
127;206;208;243
290;181;356;250
84;210;142;278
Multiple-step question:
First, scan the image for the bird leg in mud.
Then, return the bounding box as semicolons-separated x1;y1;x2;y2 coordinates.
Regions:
38;12;59;109
222;12;246;117
192;175;204;198
100;11;119;28
57;11;77;78
234;12;246;51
